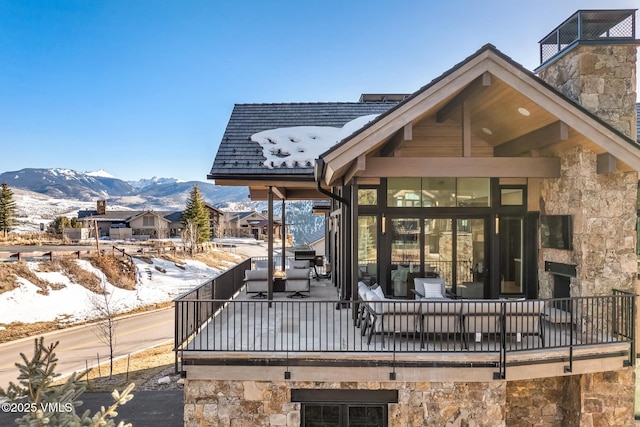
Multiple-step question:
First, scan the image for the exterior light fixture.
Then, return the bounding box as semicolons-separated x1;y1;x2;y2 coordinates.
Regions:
382;214;386;234
482;127;493;135
517;107;530;116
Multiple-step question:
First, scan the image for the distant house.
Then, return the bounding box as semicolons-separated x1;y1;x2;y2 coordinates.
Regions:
77;201;186;239
222;210;283;240
205;204;224;238
301;228;326;256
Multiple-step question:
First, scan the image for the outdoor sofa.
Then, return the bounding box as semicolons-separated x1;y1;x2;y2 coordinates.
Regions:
359;279;545;348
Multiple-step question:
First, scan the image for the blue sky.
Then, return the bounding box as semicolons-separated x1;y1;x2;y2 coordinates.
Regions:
0;1;638;182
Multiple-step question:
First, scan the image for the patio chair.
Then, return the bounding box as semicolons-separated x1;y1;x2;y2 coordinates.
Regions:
244;269;269;298
284;267;311;298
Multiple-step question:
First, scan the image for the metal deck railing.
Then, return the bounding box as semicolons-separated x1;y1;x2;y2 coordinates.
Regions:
174;261;635;377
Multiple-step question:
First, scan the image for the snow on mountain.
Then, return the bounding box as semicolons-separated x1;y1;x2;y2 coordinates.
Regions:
0;167;248;210
128;176;184;189
86;169;117;179
1;167;322;244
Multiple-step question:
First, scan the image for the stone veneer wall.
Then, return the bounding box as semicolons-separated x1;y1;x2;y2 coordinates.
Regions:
184;369;635;426
536;42;638;299
537;44;637;141
538;146;637;299
183;379;506;427
505;368;635;426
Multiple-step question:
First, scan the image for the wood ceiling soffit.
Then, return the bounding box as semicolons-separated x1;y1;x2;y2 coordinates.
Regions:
494;121;568;156
249;187;326;201
436;72;492;123
322;59;493;185
484;59;640;171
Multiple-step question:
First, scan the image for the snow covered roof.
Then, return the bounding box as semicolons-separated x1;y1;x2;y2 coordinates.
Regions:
251;114;379;169
209;102;398;180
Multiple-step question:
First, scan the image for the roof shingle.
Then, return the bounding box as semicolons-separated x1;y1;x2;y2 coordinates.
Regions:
209;102;398;180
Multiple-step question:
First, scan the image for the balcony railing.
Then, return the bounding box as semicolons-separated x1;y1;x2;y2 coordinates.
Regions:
174;272;635;377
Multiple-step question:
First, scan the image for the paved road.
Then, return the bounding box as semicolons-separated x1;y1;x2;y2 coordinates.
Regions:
0;307;174;390
0;390;183;426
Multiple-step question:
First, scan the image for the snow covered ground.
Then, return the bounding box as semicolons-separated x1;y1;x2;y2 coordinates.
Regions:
0;256;226;325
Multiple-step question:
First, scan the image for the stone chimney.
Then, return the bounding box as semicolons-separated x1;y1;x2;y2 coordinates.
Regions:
97;200;106;215
535;9;639;140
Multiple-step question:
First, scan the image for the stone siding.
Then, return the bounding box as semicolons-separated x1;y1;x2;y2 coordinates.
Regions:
537;44;637;140
184;369;635;426
506;368;635;426
538;146;637;299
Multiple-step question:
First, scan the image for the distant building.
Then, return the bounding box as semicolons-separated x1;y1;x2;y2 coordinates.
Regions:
77;200;222;240
222;210;283;240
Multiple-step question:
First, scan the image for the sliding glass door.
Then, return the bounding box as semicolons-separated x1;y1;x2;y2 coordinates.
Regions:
456;218;486;298
384;215;488;298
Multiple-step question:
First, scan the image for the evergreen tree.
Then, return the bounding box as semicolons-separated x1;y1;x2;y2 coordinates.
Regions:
48;216;80;235
0;181;17;237
182;184;211;246
0;337;134;427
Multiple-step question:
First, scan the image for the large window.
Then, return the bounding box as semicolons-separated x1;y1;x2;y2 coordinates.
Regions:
294;390;394;427
358;216;378;285
358;188;378;206
387;178;490;207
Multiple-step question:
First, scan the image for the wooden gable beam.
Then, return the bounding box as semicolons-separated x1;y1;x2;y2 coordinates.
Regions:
436;72;492;123
361;157;560;178
272;186;286;200
494;121;569;157
463;102;471;157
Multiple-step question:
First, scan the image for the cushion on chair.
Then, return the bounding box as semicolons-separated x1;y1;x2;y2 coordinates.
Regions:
423;282;445;298
414;278;446;299
285;268;310;280
290;260;310;269
245;269;268;280
371;285;385;300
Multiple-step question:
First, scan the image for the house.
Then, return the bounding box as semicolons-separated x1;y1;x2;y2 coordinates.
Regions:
222;210;283;240
77;201;185;239
204;204;224;238
301;228;326;257
183;9;640;426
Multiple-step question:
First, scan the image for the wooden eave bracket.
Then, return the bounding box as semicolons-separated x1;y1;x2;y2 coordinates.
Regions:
597;153;618;174
344;155;367;184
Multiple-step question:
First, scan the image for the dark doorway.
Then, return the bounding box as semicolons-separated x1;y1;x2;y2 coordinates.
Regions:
553;274;572;312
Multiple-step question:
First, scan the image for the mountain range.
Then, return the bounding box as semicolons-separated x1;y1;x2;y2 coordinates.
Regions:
1;168;324;244
0;168;249;210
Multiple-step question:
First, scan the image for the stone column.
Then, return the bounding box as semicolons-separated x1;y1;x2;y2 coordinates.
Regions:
537;44;637;141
